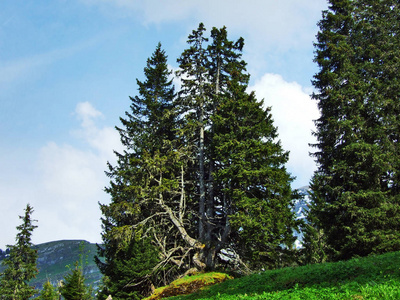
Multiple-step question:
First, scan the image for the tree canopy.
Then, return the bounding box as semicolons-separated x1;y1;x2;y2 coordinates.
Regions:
97;24;298;298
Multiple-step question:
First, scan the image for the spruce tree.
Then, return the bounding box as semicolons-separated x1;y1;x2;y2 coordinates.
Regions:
203;28;248;269
96;238;159;300
59;262;92;300
96;43;181;297
309;0;400;261
176;23;209;244
39;280;58;300
0;204;38;299
176;23;298;271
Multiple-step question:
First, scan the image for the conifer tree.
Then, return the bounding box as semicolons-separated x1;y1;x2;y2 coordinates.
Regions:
176;23;209;243
309;0;400;261
96;238;159;300
59;262;92;300
299;191;328;265
96;43;182;297
0;204;38;299
39;280;58;300
176;24;247;270
204;27;246;261
176;23;298;271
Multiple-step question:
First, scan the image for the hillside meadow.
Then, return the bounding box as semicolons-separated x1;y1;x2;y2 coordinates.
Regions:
151;251;400;300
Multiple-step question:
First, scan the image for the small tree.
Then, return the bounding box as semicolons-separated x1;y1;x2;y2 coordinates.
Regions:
39;280;58;300
0;204;38;299
59;262;92;300
96;237;159;300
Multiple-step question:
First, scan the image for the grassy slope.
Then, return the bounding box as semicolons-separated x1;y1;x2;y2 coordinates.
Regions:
170;251;400;299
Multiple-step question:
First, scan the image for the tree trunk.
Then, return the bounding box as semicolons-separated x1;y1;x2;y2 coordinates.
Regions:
199;104;206;242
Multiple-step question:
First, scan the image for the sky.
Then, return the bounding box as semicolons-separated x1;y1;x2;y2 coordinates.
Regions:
0;0;328;249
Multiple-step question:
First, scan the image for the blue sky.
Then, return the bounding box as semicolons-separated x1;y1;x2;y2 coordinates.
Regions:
0;0;328;248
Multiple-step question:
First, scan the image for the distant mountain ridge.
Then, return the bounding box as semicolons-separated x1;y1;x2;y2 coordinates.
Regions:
0;239;102;294
293;186;311;248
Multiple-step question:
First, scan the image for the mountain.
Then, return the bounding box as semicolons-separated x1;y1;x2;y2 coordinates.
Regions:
293;186;311;248
0;240;102;294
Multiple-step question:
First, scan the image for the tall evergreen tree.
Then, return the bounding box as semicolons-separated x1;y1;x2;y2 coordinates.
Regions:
308;0;400;261
176;24;246;269
176;23;209;244
96;43;185;298
0;204;38;299
176;23;298;270
204;27;247;265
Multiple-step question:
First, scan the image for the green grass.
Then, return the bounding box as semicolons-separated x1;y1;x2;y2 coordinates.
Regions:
170;251;400;299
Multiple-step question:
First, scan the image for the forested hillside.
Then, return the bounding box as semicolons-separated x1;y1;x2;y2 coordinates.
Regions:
0;240;100;294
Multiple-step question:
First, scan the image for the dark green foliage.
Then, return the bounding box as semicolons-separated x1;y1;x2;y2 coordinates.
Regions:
0;204;38;299
308;0;400;261
299;185;328;265
59;262;92;300
96;43;176;298
175;23;298;271
213;86;297;269
96;238;159;300
176;23;209;247
39;280;58;300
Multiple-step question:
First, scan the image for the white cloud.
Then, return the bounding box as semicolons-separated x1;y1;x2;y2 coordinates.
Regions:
250;73;320;187
75;101;103;127
72;101;121;158
0;102;122;249
34;142;104;240
82;0;326;51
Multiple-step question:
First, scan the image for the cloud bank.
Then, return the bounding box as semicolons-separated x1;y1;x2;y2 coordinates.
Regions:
250;73;319;187
0;102;121;249
82;0;325;50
